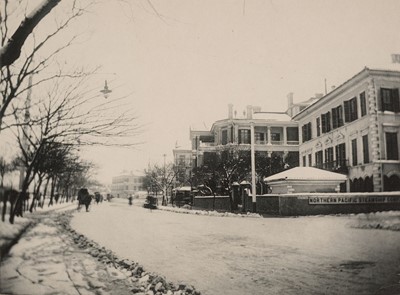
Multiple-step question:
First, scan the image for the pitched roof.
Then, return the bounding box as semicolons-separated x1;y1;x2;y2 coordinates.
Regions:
264;167;347;182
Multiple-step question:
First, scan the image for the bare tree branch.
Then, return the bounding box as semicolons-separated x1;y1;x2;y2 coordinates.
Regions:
0;0;62;68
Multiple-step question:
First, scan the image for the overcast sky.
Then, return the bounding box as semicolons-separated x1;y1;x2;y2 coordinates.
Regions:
69;0;400;184
5;0;400;185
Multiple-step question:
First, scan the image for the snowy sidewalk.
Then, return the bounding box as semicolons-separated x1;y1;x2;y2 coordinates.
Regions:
0;211;135;295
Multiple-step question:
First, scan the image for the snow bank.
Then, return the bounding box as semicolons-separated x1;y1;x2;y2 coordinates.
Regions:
158;205;262;218
348;211;400;231
0;216;32;257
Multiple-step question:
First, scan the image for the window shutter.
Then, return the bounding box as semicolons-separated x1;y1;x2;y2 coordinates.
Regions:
351;97;358;121
338;105;344;127
344;101;351;122
326;112;331;132
332;108;337;129
321;114;326;133
379;88;384;111
393;88;400;112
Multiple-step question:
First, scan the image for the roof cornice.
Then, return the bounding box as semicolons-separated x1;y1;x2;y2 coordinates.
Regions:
292;67;400;120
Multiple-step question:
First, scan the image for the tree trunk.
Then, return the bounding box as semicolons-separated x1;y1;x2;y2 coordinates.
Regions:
42;176;50;208
49;176;56;206
30;174;43;212
0;0;62;68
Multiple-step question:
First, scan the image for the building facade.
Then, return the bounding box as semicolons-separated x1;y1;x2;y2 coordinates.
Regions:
111;172;144;198
175;68;400;193
295;68;400;192
188;103;308;169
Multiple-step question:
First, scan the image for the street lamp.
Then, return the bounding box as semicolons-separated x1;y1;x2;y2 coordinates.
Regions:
100;80;112;98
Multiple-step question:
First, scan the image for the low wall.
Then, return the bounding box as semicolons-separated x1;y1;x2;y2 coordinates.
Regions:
193;196;231;211
256;192;400;216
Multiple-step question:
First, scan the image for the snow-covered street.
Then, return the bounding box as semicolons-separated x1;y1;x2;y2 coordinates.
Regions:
71;200;400;295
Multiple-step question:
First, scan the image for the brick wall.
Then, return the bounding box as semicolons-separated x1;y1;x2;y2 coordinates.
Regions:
193;196;231;211
256;193;400;216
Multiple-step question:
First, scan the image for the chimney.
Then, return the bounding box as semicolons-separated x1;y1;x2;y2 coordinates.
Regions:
331;85;336;91
246;105;253;119
315;93;323;99
287;92;294;107
228;103;233;119
253;106;261;113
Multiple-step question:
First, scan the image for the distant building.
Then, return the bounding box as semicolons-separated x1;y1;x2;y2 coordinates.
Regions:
111;172;144;198
173;149;193;187
174;67;400;192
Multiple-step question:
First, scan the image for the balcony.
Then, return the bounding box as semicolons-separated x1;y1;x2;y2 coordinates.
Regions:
255;140;299;146
255;140;268;145
199;142;216;147
314;160;349;174
287;140;299;145
271;140;283;145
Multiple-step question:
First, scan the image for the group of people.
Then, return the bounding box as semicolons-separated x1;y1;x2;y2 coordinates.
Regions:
77;189;103;212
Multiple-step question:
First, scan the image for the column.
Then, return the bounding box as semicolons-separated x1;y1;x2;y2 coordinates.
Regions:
367;78;382;192
283;126;287;145
234;125;239;144
267;126;271;145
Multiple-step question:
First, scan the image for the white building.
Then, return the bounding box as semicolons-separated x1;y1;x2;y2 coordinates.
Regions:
294;68;400;192
175;67;400;193
111;172;144;198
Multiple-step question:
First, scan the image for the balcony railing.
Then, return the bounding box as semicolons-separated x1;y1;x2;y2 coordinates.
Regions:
255;140;268;145
314;160;349;174
255;140;299;145
271;140;283;145
287;140;299;145
199;142;216;147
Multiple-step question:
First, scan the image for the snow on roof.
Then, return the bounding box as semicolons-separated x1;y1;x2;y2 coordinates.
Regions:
264;167;347;182
253;112;291;121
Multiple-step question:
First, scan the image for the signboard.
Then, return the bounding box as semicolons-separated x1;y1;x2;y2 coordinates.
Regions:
308;195;400;205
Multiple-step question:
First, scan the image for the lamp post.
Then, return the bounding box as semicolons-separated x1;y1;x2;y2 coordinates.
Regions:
100;80;112;98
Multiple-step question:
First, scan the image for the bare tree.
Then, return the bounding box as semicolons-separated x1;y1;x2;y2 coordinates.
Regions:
0;0;62;68
0;0;91;130
143;162;179;205
6;70;141;223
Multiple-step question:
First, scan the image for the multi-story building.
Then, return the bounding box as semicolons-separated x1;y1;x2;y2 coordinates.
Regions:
295;68;400;192
188;101;314;168
111;172;144;198
175;67;400;193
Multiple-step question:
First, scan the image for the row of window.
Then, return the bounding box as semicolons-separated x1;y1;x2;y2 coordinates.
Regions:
304;142;349;168
302;88;399;143
303;92;367;142
304;132;399;168
221;127;299;145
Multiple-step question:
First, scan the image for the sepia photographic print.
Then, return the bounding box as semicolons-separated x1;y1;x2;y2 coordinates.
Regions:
1;1;400;294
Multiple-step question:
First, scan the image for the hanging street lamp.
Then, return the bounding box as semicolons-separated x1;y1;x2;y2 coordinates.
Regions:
100;80;112;98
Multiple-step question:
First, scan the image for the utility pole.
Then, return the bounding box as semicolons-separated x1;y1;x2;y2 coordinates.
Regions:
250;122;257;213
163;153;167;205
